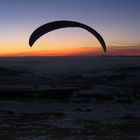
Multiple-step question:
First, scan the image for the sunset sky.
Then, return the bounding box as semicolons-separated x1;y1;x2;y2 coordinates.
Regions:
0;0;140;56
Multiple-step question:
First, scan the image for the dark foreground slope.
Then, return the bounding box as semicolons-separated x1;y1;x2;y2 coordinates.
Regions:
0;56;140;139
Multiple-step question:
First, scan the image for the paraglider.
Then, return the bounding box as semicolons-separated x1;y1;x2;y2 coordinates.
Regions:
29;20;106;52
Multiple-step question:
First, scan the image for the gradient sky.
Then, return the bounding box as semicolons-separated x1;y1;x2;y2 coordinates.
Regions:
0;0;140;56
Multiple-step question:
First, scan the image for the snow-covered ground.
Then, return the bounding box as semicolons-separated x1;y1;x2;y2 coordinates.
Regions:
0;56;140;139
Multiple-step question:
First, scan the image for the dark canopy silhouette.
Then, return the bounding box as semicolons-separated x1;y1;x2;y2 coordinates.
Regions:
29;20;106;52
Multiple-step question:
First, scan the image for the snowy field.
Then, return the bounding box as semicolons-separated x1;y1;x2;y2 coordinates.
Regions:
0;56;140;139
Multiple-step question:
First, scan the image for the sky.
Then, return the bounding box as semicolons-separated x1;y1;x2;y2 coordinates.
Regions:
0;0;140;56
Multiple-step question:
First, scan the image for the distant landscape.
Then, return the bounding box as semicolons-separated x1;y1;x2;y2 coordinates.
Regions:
0;56;140;139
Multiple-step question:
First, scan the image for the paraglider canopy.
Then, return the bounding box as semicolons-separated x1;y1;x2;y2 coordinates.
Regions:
29;20;106;52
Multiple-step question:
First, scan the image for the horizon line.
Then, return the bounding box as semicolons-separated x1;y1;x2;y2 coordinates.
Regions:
0;55;140;58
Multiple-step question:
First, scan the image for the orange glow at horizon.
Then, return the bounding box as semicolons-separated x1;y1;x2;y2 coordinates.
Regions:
0;43;140;57
0;28;104;57
1;45;140;57
0;46;101;57
0;28;140;57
